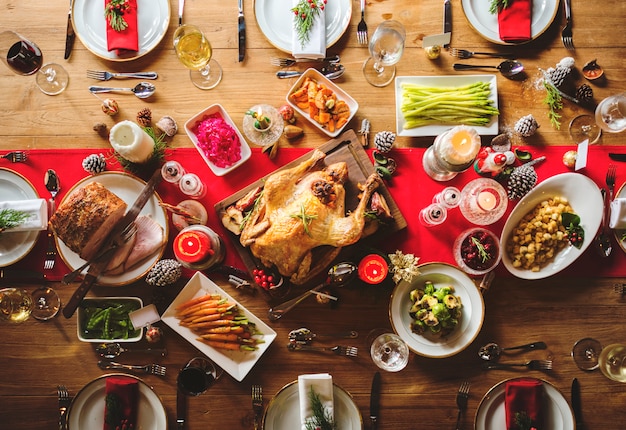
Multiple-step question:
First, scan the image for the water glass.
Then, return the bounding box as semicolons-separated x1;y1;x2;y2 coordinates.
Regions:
362;20;406;87
0;287;33;323
369;331;410;372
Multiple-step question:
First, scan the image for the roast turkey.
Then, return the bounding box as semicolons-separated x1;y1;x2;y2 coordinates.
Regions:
239;149;382;284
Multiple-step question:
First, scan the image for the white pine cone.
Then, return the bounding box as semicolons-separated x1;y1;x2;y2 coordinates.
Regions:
507;164;538;200
514;114;540;137
146;259;182;287
374;131;396;153
545;65;571;88
81;153;107;174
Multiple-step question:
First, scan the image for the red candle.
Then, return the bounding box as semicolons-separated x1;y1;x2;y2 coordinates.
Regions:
358;254;389;284
173;229;213;264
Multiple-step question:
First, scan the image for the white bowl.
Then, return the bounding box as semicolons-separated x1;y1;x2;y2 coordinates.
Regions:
185;104;252;176
286;68;358;137
77;297;143;343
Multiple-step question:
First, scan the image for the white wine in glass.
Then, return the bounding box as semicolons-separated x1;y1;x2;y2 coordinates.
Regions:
0;288;33;323
173;24;222;90
598;343;626;382
362;20;406;87
0;30;69;95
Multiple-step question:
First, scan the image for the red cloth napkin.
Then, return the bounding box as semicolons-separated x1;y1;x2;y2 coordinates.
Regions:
104;376;139;430
498;0;532;43
105;0;139;54
504;378;543;430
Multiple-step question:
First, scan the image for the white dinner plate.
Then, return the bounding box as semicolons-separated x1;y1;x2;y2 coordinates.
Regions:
395;75;498;137
461;0;559;45
67;374;167;430
474;377;574;430
72;0;170;61
389;263;485;358
0;168;39;267
161;272;277;382
262;381;362;430
500;172;603;280
254;0;352;53
56;172;168;286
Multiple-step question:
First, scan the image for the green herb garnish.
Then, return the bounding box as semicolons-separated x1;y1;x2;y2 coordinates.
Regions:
543;80;563;129
304;387;336;430
105;0;131;32
471;236;491;263
291;0;327;47
514;411;535;430
0;209;31;233
290;203;318;236
489;0;511;14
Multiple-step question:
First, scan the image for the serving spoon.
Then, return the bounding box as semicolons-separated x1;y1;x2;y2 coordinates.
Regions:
88;81;156;99
268;262;357;321
96;342;167;359
478;341;547;361
453;60;525;78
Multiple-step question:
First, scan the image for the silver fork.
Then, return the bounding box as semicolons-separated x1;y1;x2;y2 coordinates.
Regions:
287;343;358;357
86;70;158;81
57;385;70;430
97;360;167;376
455;381;470;430
561;0;574;51
606;164;616;202
482;359;553;371
252;384;263;430
449;48;515;60
356;0;368;45
269;54;340;67
1;151;27;163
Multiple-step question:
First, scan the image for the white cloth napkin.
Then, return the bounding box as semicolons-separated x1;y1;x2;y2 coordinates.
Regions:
0;199;47;232
298;373;334;430
292;0;326;59
610;198;626;229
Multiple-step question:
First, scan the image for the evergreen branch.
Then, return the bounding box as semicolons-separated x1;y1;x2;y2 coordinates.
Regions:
489;0;511;14
543;80;563;129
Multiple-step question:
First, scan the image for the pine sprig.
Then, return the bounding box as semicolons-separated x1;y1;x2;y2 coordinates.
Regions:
291;0;327;46
514;411;536;430
304;387;336;430
543;80;563;129
0;209;31;233
489;0;511;14
105;0;131;32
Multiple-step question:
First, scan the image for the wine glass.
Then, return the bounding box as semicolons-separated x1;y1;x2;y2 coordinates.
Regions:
368;329;410;372
177;357;223;396
0;31;69;95
568;93;626;143
0;287;33;323
362;20;406;87
598;343;626;382
571;337;602;371
31;286;61;321
173;24;222;90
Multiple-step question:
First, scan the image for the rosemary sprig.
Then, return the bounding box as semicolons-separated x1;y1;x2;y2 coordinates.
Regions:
291;0;327;46
0;209;31;233
304;387;336;430
489;0;511;14
543;80;563;129
471;237;491;263
105;0;130;32
290;203;318;236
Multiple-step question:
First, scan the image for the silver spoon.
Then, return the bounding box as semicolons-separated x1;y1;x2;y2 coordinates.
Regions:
268;262;357;321
96;342;167;359
453;60;525;78
276;64;346;80
44;169;60;211
88;81;156;99
595;189;613;257
478;341;547;361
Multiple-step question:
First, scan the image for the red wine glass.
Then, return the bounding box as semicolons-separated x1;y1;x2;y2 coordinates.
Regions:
0;30;68;95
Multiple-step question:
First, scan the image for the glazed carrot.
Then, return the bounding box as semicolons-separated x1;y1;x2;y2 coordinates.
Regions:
187;313;235;324
185;319;244;329
198;333;241;342
175;294;222;310
176;300;230;317
179;304;235;319
199;340;245;350
203;325;245;334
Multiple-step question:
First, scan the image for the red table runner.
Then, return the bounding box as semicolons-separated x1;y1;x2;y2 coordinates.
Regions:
3;144;625;280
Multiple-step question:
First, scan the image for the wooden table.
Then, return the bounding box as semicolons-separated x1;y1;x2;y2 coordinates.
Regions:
1;1;626;429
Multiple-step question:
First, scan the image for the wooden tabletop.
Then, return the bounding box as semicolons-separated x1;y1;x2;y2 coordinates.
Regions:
1;1;626;429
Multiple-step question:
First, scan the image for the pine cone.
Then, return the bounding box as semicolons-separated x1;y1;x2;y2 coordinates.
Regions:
136;108;152;127
81;153;107;174
507;164;538;200
145;259;182;287
374;131;396;153
576;84;594;103
545;65;571;88
514;114;540;137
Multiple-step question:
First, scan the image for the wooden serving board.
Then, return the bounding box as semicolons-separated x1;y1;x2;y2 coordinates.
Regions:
214;129;407;288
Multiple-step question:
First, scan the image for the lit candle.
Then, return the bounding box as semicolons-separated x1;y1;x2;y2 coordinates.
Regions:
438;125;481;166
358;254;389;284
173;229;213;264
477;189;498;211
109;120;155;163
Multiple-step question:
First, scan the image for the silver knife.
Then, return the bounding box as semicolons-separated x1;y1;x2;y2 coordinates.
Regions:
571;378;584;429
443;0;451;48
64;0;75;60
61;169;162;318
238;0;246;62
370;371;381;430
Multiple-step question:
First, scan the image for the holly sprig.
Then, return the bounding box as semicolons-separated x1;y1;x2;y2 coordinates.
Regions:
105;0;131;32
489;0;511;14
291;0;328;46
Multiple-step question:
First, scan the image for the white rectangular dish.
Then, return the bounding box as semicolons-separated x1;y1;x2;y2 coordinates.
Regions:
395;74;498;137
161;272;277;381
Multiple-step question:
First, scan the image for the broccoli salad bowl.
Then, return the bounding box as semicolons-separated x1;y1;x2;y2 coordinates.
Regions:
389;262;485;358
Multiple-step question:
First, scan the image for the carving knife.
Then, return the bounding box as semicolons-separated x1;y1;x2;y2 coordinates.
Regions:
64;0;75;60
238;0;246;62
62;169;162;318
443;0;451;48
571;378;584;429
370;371;381;430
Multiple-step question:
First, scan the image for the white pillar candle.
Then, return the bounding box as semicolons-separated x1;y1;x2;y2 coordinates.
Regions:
109;120;155;163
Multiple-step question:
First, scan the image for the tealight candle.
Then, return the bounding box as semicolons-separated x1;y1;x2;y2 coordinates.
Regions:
477;189;498;211
459;178;508;225
173;225;225;270
109;120;155;163
358;254;389;284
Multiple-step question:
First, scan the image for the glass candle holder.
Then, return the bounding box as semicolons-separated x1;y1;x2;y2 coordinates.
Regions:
161;160;186;183
179;173;206;199
242;104;284;147
423;125;482;181
173;225;225;270
418;203;448;227
459;178;508;225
